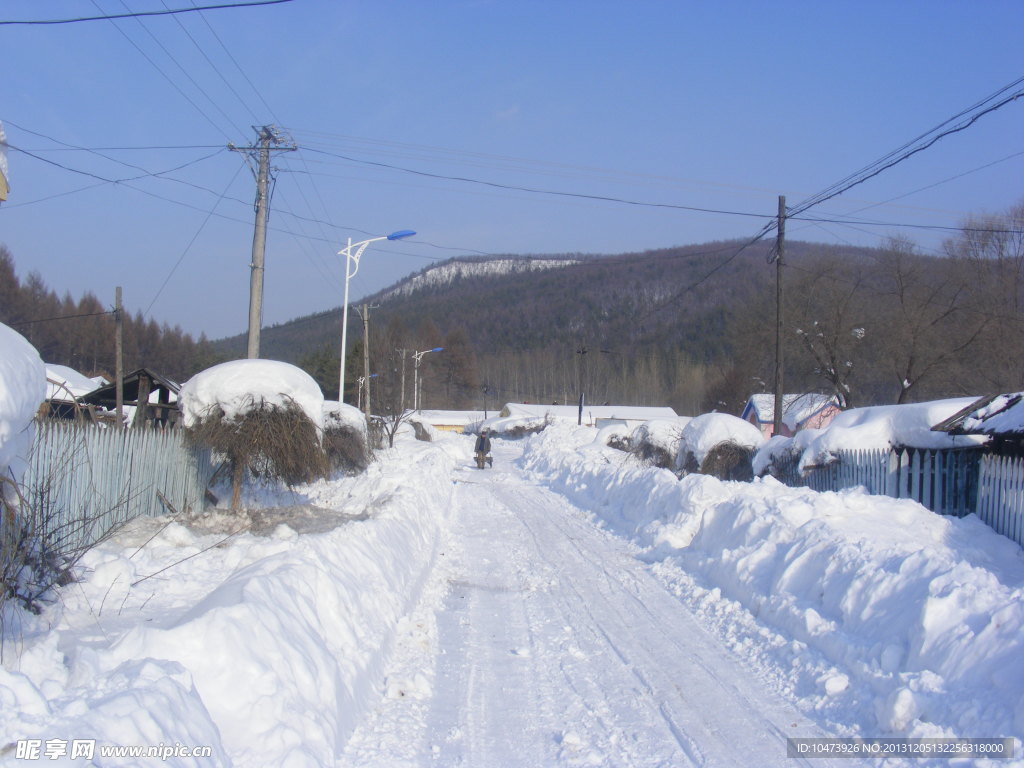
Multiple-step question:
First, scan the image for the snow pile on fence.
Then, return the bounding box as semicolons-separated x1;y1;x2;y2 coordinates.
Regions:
0;438;461;767
758;398;985;473
0;323;46;490
521;422;1024;744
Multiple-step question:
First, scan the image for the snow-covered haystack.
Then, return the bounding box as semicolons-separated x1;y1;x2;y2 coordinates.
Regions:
322;401;370;473
676;413;763;480
180;360;328;509
629;419;683;468
1;323;49;614
0;324;46;498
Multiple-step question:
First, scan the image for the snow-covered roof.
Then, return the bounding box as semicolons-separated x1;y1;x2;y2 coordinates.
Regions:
502;403;678;424
413;410;488;425
741;393;838;429
45;363;105;401
933;392;1024;437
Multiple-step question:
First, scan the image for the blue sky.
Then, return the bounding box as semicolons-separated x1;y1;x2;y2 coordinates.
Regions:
2;0;1022;340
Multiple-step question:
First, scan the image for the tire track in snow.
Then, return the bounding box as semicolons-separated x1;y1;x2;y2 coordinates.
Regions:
339;445;870;767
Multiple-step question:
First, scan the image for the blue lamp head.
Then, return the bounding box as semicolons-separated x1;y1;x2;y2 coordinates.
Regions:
432;347;445;352
387;230;416;241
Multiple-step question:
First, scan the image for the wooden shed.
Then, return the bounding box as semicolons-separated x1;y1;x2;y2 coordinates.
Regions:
80;367;181;428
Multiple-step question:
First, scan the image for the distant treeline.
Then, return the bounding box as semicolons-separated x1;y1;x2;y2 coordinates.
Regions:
0;247;221;384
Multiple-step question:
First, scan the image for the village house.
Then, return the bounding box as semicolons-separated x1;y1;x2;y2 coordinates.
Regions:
740;393;841;439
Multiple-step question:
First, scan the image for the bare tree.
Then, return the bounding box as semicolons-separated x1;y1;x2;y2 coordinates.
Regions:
875;237;989;403
789;254;868;409
944;200;1024;392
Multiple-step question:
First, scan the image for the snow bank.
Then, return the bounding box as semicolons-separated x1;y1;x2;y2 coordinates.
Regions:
0;323;46;491
522;423;1024;745
1;438;461;767
179;360;324;430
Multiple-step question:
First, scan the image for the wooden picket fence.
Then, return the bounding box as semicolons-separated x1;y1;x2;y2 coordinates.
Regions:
976;454;1024;545
18;421;215;554
778;446;1024;546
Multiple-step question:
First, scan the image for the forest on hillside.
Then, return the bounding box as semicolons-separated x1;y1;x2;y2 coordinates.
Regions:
276;200;1024;415
0;247;221;383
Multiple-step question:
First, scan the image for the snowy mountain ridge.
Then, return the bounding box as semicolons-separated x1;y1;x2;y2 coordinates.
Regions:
380;256;581;300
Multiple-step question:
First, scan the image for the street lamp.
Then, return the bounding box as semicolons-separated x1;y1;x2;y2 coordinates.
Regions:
337;230;416;402
412;346;444;411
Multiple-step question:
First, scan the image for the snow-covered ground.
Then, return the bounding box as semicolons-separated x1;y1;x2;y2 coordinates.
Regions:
2;422;1022;766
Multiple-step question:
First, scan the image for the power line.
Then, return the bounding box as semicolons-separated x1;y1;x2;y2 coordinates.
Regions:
7;310;115;328
790;76;1024;218
89;0;233;140
144;161;246;318
301;147;776;221
0;0;291;25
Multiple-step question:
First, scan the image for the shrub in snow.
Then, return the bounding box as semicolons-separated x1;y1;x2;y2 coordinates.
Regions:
598;423;631;452
180;360;329;510
323;401;371;473
406;417;438;443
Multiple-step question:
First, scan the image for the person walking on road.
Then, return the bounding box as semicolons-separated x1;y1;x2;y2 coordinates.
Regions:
474;429;493;469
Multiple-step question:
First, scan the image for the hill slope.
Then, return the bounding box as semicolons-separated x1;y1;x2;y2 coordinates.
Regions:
213;239;888;412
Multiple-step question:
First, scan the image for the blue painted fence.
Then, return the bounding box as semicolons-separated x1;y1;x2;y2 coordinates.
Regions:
776;447;1024;547
19;421;215;554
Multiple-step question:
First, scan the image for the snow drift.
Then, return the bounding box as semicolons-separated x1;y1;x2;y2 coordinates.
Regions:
0;440;461;767
521;422;1024;745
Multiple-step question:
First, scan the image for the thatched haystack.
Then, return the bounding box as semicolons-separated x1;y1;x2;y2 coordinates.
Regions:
180;360;329;510
699;441;755;482
322;402;371;473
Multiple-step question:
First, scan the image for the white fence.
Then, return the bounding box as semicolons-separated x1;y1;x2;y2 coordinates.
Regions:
781;447;1024;546
977;454;1024;545
20;421;215;553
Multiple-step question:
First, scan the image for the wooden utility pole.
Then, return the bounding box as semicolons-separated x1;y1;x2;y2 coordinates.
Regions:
773;195;786;437
399;349;408;413
229;126;295;359
361;303;372;416
115;286;124;428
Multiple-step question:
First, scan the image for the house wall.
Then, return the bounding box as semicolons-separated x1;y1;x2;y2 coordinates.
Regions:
800;404;841;432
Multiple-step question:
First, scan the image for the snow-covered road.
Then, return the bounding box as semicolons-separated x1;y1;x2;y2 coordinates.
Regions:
6;428;1018;767
342;443;859;767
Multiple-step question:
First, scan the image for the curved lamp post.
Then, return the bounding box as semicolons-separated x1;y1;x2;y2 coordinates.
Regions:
412;346;444;411
338;230;416;402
